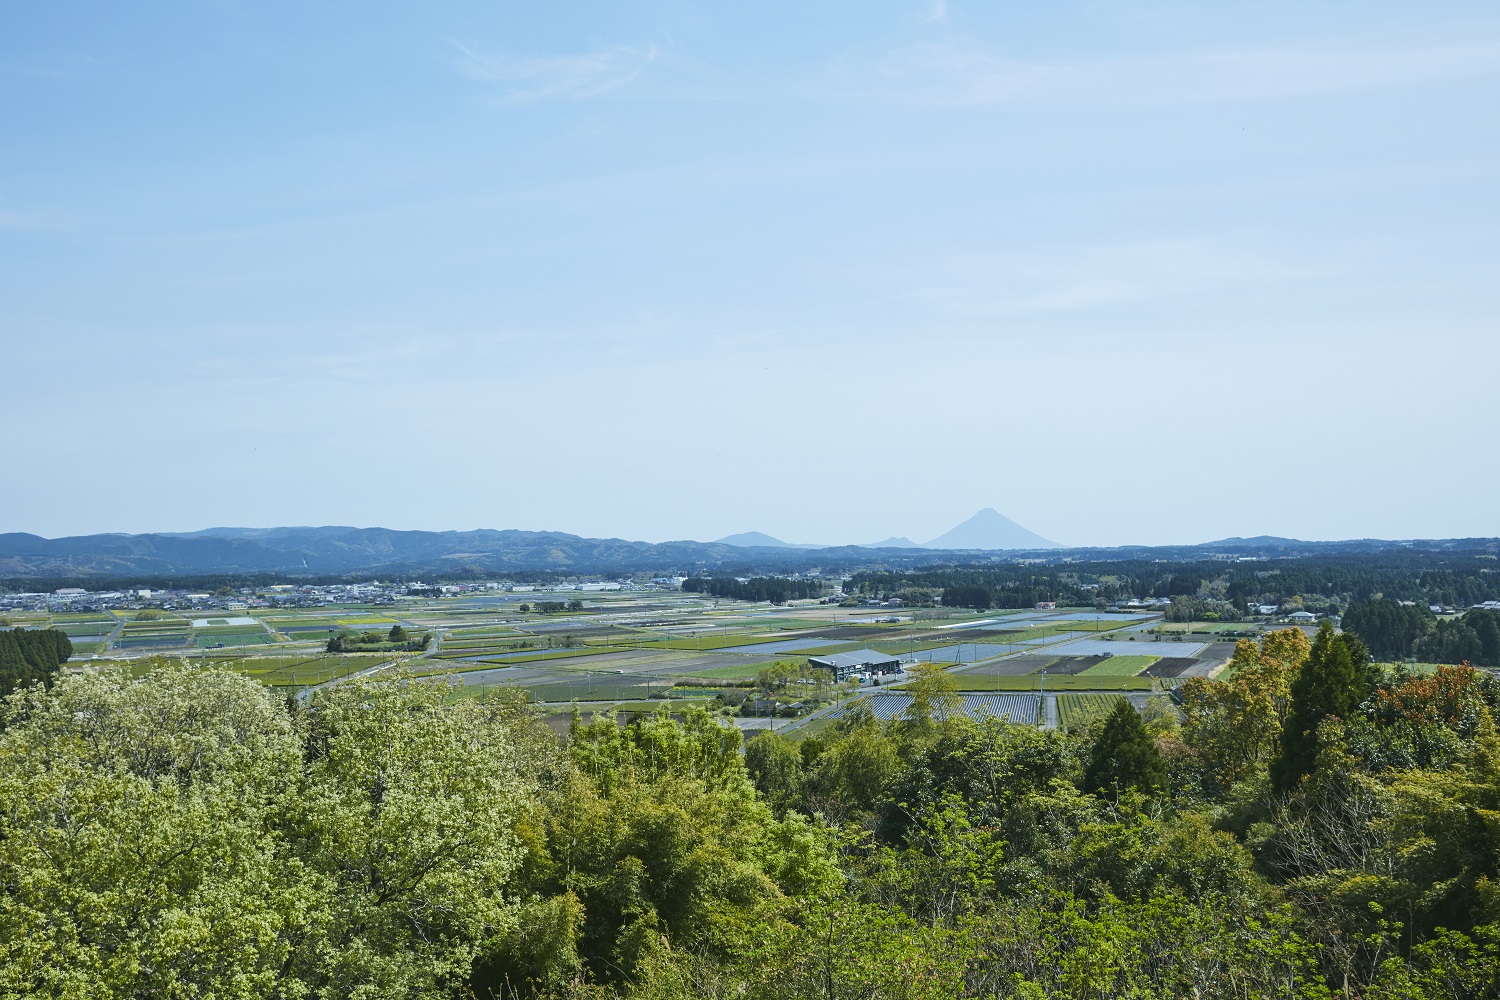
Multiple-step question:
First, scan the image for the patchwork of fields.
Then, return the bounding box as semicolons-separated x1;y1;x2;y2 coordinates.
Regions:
59;594;1270;728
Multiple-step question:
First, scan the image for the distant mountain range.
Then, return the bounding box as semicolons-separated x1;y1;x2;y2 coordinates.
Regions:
715;508;1060;551
711;531;822;550
0;523;1494;585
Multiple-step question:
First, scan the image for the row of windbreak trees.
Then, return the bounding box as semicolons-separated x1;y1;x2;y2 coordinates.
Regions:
0;627;72;696
1343;599;1500;666
9;624;1500;997
682;576;828;603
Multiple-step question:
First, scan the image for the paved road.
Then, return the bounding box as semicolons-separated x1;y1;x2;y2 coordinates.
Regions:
100;615;126;654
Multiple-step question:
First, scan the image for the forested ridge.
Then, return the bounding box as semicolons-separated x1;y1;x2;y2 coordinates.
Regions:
7;627;1500;998
850;551;1500;613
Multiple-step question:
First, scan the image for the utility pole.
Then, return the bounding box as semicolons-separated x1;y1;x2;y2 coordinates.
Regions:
1038;664;1046;729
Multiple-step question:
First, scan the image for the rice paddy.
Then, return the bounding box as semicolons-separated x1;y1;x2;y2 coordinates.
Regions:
66;594;1216;730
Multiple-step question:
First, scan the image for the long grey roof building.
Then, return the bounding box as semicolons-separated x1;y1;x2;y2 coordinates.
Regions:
807;648;902;681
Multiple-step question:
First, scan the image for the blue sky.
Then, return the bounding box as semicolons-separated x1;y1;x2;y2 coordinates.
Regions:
2;1;1497;546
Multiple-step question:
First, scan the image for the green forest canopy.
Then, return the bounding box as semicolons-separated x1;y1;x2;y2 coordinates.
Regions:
7;630;1500;998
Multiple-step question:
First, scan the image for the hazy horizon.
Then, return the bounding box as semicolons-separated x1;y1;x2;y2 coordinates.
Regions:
4;1;1498;546
9;511;1497;550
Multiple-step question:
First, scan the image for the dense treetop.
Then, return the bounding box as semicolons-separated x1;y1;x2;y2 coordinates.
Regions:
7;630;1500;997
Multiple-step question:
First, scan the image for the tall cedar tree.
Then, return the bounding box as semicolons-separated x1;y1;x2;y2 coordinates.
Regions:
1271;620;1369;792
0;628;72;697
1083;699;1165;797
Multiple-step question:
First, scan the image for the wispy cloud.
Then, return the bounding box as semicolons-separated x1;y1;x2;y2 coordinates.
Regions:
920;0;949;24
0;50;117;80
889;235;1308;318
450;42;658;104
877;40;1500;106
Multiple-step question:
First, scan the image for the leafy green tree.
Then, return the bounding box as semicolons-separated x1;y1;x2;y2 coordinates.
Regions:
1272;620;1371;792
902;661;961;731
0;664;306;998
1083;700;1166;798
0;663;533;999
744;732;805;816
388;623;407;642
290;673;530;996
804;713;901;821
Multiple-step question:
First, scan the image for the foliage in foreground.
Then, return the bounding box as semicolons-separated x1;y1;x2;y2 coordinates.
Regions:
7;628;1500;998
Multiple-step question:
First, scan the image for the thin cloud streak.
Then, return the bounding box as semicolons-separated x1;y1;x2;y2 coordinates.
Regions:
450;41;658;104
876;235;1309;319
875;40;1500;106
920;0;949;23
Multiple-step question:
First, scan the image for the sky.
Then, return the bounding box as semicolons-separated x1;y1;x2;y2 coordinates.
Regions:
2;1;1497;548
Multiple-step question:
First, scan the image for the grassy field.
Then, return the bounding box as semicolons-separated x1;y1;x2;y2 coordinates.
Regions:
1158;622;1259;635
638;633;807;652
1375;662;1445;676
195;631;278;648
946;673;1153;692
1080;655;1159;676
522;679;670;702
1068;619;1149;634
678;661;777;681
1057;693;1128;731
201;652;397;686
462;646;640;667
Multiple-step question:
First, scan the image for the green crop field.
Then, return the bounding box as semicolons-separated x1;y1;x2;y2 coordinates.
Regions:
1080;655;1159;676
639;633;799;651
468;646;637;666
205;653;396;686
196;631;278;648
1057;694;1129;731
521;679;667;702
1067;619;1145;634
55;624;115;637
947;673;1153;692
1375;662;1444;676
679;662;776;681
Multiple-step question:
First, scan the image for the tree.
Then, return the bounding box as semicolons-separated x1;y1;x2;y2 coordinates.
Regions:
1259;627;1313;682
902;662;960;730
744;732;805;816
1179;631;1311;790
0;664;307;998
1083;699;1165;797
0;664;533;999
0;627;71;697
388;623;406;642
1272;620;1369;792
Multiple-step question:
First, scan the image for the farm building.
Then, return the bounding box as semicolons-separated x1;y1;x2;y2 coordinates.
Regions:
808;648;902;681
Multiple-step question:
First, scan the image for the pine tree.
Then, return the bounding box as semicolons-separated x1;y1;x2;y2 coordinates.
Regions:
1271;620;1368;792
1083;699;1165;797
